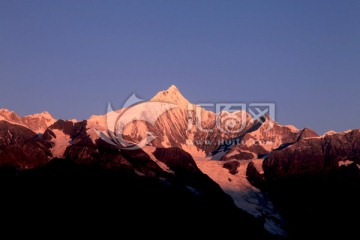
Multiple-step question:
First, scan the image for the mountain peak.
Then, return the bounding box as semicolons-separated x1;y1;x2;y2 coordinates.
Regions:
0;108;15;115
168;84;179;92
150;85;190;108
0;108;56;133
26;111;54;119
0;108;21;122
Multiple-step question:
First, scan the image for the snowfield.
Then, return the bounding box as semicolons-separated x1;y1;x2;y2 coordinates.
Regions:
194;157;286;236
50;129;71;158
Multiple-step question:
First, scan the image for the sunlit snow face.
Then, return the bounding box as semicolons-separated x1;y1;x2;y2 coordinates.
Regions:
96;94;178;150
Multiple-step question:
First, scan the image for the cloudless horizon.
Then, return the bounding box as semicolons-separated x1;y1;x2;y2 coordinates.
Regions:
1;0;359;134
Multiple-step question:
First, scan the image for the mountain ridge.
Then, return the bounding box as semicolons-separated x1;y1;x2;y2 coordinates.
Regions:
1;85;359;238
0;108;56;133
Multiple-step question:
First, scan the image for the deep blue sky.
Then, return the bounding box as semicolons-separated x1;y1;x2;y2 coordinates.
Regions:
1;0;359;134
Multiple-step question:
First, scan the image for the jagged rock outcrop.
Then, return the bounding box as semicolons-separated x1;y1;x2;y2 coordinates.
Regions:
215;115;319;161
153;147;200;174
263;129;360;181
223;160;241;175
0;120;51;168
246;161;266;189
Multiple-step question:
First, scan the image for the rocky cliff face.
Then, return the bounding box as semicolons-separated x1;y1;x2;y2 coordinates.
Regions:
0;120;51;169
243;129;360;239
213;115;319;161
263;129;360;181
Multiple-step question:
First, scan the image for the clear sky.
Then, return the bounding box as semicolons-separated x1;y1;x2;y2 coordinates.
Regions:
1;0;359;134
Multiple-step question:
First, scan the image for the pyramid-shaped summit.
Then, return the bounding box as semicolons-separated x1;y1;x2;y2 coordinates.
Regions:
151;85;190;108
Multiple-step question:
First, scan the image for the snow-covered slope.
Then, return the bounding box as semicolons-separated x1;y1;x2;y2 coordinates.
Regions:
49;129;71;158
22;111;56;133
194;157;286;236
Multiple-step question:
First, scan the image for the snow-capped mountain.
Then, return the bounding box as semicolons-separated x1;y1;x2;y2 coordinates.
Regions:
88;85;254;156
87;85;322;162
0;108;56;133
1;85;359;238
